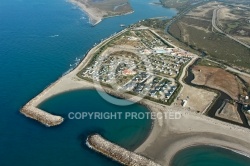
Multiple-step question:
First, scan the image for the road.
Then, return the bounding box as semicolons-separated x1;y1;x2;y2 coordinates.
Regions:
212;8;250;49
205;58;250;78
226;65;250;78
165;0;207;31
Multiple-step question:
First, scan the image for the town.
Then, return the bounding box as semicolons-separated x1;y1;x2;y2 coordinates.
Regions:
79;28;193;104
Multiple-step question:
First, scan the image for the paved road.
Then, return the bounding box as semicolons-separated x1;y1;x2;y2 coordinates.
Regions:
226;66;250;78
212;8;250;49
205;58;250;78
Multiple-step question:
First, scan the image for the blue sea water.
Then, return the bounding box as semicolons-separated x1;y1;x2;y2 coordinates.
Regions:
0;0;176;165
38;89;152;166
171;146;250;166
1;0;250;165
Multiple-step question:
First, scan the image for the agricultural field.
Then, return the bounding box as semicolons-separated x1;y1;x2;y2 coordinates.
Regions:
160;0;250;9
217;4;250;45
168;2;250;71
160;0;199;10
192;65;245;100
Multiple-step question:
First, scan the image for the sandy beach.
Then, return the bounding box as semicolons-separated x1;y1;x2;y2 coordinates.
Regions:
135;107;250;165
69;0;104;25
68;0;134;25
21;27;250;165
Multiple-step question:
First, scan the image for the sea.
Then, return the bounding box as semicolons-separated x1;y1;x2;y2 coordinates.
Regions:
171;146;250;166
0;0;250;165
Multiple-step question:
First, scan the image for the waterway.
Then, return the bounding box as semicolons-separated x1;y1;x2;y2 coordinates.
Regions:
183;59;249;128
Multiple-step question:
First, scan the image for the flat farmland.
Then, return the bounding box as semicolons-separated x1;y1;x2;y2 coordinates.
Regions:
192;65;243;100
168;2;250;71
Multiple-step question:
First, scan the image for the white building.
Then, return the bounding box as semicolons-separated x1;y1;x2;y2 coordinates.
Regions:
182;100;188;107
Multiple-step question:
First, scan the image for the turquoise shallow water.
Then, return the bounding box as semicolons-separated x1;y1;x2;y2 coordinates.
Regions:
38;89;152;166
171;146;250;166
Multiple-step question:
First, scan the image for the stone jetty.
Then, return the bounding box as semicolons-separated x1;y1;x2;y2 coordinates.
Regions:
87;134;162;166
21;106;63;127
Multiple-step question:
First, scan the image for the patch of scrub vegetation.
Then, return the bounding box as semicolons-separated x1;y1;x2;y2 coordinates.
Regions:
197;58;226;69
88;0;132;16
168;2;250;71
217;4;250;45
160;0;195;10
139;19;170;30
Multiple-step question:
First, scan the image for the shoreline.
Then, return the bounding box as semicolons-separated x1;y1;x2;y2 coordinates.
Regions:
68;0;103;25
168;143;250;165
86;134;161;166
68;0;134;26
20;26;250;165
135;109;250;165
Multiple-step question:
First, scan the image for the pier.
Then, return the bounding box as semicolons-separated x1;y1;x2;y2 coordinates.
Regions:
21;106;63;127
19;27;129;127
87;134;161;166
19;76;65;127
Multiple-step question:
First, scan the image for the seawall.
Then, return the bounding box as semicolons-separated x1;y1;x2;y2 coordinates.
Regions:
19;27;129;127
19;71;65;127
87;134;161;166
21;106;63;127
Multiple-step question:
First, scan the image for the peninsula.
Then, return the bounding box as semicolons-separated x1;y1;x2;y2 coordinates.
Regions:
69;0;133;25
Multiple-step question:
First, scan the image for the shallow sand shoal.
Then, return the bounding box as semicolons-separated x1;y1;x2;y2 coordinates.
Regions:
68;0;134;25
69;0;105;25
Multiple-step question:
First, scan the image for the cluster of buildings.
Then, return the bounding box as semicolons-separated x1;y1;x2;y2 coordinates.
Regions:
243;96;250;114
79;29;195;104
150;54;190;77
81;55;136;83
139;47;192;77
122;73;178;101
82;54;178;102
135;30;166;49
